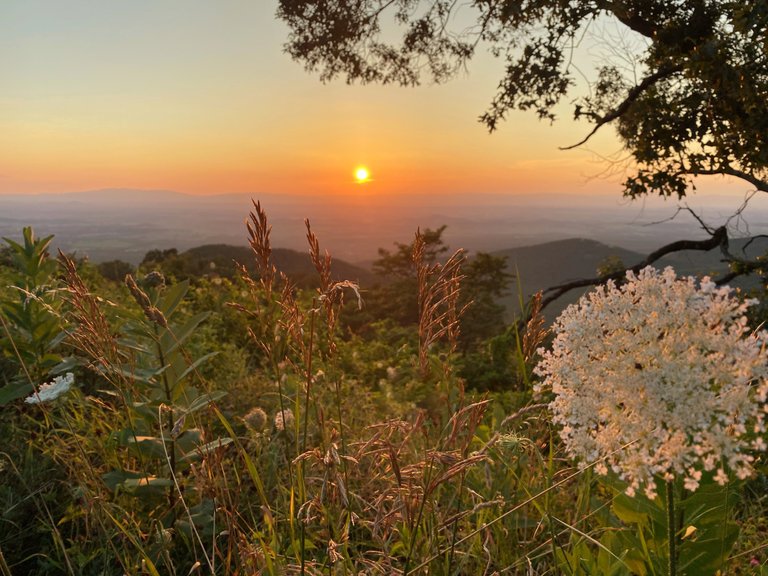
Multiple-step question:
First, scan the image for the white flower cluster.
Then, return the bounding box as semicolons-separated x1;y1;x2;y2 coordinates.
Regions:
25;372;74;404
535;267;768;499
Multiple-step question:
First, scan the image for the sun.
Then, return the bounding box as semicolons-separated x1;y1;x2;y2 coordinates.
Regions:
354;166;371;183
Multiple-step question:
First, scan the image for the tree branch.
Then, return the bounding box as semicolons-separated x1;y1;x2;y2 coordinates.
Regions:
561;64;681;150
539;226;728;310
698;167;768;194
602;1;660;38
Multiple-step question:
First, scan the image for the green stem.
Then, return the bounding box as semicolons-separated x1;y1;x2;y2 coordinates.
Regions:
667;480;677;576
154;324;176;509
300;306;317;576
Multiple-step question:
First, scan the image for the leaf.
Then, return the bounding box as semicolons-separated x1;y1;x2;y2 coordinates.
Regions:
612;492;651;526
161;311;211;355
175;428;203;454
157;279;189;318
0;380;33;405
113;363;165;384
182;390;227;414
123;434;169;459
51;356;80;373
178;437;233;463
121;476;173;490
175;499;217;539
115;337;154;355
102;469;170;493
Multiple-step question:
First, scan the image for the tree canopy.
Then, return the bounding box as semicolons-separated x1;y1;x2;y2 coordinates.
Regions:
277;1;768;199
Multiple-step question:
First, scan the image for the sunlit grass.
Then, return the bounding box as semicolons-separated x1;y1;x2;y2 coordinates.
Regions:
0;217;765;575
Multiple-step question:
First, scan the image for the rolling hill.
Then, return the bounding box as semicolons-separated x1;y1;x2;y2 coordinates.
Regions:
493;236;768;322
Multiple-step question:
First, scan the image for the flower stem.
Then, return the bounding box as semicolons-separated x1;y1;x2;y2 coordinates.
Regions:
667;480;677;576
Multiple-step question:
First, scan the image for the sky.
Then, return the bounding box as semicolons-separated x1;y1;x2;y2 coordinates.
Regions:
0;0;647;198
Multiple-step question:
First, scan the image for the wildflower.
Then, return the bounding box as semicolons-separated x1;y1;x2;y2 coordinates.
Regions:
243;406;268;432
25;372;74;404
143;271;165;288
535;267;768;498
274;407;295;432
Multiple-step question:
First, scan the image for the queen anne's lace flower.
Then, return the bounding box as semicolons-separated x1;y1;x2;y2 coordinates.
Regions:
25;372;74;404
535;267;768;499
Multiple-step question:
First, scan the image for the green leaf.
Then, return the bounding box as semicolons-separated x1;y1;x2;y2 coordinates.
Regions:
0;380;33;405
101;470;172;493
176;351;218;384
175;428;203;454
161;311;210;355
178;437;233;463
123;434;169;459
182;389;227;414
612;491;651;526
51;356;79;373
157;279;189;318
121;476;173;491
113;363;165;384
175;498;216;539
677;481;740;574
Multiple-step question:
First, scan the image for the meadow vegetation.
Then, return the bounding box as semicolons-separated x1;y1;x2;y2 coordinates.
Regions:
0;204;766;575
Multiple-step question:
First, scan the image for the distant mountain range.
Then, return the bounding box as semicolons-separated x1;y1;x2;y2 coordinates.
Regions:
4;188;768;265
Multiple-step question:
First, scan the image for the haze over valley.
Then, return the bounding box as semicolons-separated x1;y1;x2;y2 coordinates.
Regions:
2;188;765;266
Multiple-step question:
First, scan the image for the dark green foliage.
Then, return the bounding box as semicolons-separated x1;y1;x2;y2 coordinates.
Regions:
357;227;517;390
457;332;521;392
0;245;12;267
365;226;511;339
457;252;512;349
597;255;627;279
368;225;449;326
0;227;64;403
96;259;134;282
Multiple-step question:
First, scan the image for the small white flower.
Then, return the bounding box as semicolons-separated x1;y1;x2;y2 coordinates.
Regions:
643;483;658;500
714;468;729;485
683;470;701;492
25;372;74;404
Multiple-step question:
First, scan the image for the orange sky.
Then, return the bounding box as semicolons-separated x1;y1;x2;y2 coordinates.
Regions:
0;2;665;197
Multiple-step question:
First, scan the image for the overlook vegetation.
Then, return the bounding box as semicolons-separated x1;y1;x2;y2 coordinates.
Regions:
3;1;768;574
0;205;766;575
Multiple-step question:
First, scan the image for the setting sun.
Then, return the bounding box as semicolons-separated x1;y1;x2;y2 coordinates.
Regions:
354;166;370;183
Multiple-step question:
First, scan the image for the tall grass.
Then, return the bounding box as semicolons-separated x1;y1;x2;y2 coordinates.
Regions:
0;209;765;574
